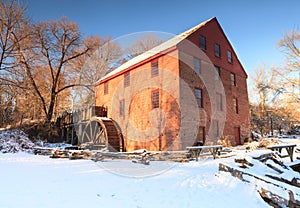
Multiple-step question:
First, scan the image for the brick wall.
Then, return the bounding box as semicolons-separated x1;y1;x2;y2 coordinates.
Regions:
95;18;251;150
96;51;182;151
183;18;250;145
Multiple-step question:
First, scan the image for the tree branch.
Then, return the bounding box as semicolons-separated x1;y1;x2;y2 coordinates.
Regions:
56;83;94;95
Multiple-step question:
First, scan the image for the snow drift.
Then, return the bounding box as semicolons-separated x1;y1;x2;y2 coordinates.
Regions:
0;130;35;153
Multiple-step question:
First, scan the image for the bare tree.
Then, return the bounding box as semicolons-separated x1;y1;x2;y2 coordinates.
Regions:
0;0;29;126
70;36;122;107
0;0;27;71
251;65;300;135
250;66;277;135
277;29;300;101
126;34;163;58
10;17;92;122
252;66;277;109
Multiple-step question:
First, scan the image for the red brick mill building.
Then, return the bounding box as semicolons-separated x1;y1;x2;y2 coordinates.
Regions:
95;17;250;152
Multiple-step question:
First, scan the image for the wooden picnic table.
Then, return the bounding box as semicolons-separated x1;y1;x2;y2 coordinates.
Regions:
186;145;223;161
268;144;297;162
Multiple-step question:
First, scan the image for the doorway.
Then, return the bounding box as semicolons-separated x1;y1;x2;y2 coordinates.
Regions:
234;127;241;145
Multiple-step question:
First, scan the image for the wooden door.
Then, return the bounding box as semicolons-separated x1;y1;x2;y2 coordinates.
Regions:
194;127;205;146
234;127;241;145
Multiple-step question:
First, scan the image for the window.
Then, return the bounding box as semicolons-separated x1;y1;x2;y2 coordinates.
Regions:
124;72;130;87
230;73;236;86
213;120;220;137
193;58;201;74
195;88;203;108
152;90;159;109
120;99;125;116
214;66;220;80
214;43;221;57
194;127;205;146
233;98;239;114
200;35;206;50
216;93;223;111
151;60;159;77
227;50;232;63
104;82;108;94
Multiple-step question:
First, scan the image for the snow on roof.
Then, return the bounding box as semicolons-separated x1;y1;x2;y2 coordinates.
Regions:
96;17;215;84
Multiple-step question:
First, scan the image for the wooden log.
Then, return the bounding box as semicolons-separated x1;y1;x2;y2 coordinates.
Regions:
69;151;93;160
132;155;150;165
50;149;69;158
219;163;300;207
258;188;288;208
91;152;128;161
33;147;53;156
234;158;253;168
265;174;300;188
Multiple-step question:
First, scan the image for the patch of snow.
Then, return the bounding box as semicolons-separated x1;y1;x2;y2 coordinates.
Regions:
0;153;269;208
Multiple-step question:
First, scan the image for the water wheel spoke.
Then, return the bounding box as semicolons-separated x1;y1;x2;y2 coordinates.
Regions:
89;122;94;142
80;117;123;151
94;128;104;144
81;119;108;149
91;121;97;142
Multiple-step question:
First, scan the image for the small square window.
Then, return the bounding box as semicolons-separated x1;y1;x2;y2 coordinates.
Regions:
195;88;203;108
124;72;130;87
151;60;159;77
193;58;201;74
215;44;221;57
152;90;159;109
200;36;206;50
227;51;232;63
104;82;108;94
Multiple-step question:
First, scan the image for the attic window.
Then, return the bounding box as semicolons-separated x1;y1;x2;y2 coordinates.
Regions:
215;44;221;57
124;72;130;87
227;50;232;63
151;60;159;77
200;36;206;50
104;82;108;94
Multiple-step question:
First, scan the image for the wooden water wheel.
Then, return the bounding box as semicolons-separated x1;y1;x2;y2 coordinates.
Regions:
80;117;124;152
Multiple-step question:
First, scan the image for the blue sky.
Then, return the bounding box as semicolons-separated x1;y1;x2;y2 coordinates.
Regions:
25;0;299;81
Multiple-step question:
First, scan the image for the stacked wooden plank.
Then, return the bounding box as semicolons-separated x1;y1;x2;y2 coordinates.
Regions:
219;151;300;207
50;149;93;159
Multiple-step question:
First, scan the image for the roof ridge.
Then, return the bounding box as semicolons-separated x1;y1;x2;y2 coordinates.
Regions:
178;17;216;39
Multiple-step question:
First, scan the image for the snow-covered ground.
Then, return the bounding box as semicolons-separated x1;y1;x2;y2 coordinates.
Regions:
1;130;299;208
0;152;268;208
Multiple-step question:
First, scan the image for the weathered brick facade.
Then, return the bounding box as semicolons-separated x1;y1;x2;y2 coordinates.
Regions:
95;17;250;151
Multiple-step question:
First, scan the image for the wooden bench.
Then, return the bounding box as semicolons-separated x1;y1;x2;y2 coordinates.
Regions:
268;144;297;162
186;145;223;161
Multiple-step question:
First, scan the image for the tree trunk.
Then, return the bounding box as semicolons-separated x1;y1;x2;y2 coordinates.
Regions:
46;92;56;122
